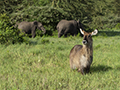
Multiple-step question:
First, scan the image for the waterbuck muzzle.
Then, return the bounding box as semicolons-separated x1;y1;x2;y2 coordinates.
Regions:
82;40;87;45
82;35;88;45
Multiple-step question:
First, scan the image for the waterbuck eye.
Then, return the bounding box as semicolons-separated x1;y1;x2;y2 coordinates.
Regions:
88;34;91;37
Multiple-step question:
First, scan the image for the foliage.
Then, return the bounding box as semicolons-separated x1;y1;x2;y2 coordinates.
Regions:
0;0;120;36
10;6;68;32
0;14;24;45
0;0;23;14
115;23;120;29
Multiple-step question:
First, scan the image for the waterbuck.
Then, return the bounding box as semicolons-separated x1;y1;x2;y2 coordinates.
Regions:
69;28;98;75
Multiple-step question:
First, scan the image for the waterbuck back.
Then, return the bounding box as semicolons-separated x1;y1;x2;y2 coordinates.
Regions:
69;28;98;75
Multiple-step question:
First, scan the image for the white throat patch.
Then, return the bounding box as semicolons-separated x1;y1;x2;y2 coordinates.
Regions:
80;55;88;67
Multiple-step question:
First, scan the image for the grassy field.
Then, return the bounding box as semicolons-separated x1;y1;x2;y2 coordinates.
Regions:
0;29;120;90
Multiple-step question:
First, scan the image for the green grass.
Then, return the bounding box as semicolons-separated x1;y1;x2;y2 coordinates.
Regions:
0;30;120;90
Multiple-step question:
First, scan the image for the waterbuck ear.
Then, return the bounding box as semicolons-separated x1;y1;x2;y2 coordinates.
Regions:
91;29;98;36
80;28;84;35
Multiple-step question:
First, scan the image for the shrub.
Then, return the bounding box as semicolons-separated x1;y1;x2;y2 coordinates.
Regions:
115;23;120;29
10;6;68;32
0;14;24;45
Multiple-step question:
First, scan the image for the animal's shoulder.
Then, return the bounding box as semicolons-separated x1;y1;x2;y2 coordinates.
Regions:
59;20;67;23
72;45;83;51
19;21;31;26
20;21;28;23
57;20;67;26
70;45;83;54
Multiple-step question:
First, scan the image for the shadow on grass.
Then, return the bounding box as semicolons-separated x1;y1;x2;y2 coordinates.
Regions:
98;30;120;36
91;65;112;73
115;66;120;71
26;38;50;45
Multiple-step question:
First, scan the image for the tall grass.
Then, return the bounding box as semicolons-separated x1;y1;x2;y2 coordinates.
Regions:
0;30;120;89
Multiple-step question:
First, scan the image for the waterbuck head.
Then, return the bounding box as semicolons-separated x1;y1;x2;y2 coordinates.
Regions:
80;28;98;46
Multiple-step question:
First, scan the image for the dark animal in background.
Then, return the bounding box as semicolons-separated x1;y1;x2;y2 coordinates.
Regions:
15;21;46;38
69;28;98;75
56;20;83;38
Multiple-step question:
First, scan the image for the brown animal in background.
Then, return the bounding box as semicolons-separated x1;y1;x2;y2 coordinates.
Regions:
15;21;46;38
69;28;98;75
56;20;83;37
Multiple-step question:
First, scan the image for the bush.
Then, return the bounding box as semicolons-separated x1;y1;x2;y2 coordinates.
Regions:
10;6;69;36
1;0;120;33
115;23;120;29
0;14;25;45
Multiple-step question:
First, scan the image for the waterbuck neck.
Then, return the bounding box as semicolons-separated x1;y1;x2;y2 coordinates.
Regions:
82;43;93;57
